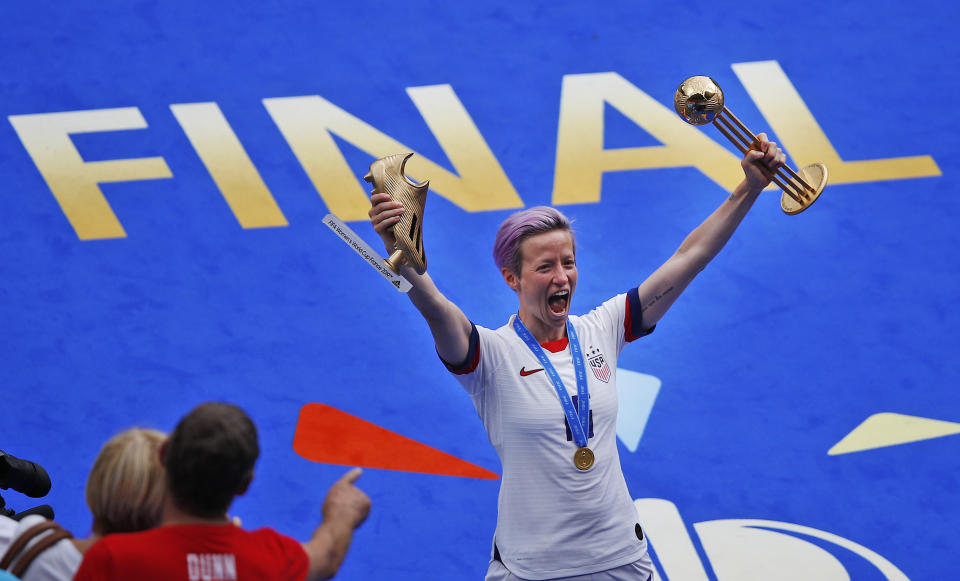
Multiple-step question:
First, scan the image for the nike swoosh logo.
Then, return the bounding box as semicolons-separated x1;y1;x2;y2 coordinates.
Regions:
520;367;544;377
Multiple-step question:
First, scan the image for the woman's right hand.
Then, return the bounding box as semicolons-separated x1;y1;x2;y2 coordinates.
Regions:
368;191;404;251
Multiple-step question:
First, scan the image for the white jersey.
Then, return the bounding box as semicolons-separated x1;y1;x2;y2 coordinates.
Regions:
448;291;654;580
0;514;82;581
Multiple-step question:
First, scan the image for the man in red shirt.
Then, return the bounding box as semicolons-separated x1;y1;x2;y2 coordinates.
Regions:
74;402;370;581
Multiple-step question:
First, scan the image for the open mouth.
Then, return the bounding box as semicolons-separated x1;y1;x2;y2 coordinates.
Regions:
548;290;569;315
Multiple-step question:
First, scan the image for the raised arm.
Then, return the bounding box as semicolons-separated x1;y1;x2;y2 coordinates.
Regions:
368;192;473;365
301;468;371;580
635;134;785;328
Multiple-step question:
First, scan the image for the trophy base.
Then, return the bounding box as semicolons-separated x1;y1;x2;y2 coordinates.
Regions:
781;162;828;215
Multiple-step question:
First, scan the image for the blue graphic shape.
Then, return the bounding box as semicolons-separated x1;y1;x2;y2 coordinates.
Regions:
615;368;662;452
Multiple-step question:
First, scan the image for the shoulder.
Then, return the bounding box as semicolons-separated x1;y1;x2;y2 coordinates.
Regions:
247;527;308;572
11;514;81;558
247;527;306;554
488;319;517;343
12;513;49;533
73;533;119;580
6;515;82;578
491;315;540;345
0;514;16;543
574;293;627;326
99;526;164;545
246;526;293;541
81;531;130;559
81;527;174;561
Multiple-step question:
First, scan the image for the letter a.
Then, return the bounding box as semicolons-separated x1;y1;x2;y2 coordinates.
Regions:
553;73;743;205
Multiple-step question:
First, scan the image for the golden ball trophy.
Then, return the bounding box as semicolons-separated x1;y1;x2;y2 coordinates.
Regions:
674;76;828;214
364;152;430;274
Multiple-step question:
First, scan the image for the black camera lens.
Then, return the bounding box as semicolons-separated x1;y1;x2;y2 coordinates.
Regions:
0;450;52;498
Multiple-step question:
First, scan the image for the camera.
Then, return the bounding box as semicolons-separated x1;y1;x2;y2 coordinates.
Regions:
0;450;54;521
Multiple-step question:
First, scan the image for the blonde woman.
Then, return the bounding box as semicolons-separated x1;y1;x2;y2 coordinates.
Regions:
0;428;165;581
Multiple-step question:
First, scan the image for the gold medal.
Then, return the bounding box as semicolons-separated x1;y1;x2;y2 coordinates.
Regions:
574;446;595;471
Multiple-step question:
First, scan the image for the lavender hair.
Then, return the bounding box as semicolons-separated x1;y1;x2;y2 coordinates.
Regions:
492;206;574;276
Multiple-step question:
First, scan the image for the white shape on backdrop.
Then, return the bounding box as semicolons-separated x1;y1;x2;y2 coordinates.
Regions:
615;368;662;452
634;498;910;580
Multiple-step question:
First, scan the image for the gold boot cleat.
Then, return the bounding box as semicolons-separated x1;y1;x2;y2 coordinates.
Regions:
364;153;430;274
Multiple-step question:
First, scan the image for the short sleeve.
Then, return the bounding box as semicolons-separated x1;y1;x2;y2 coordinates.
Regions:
625;287;655;342
448;325;502;397
438;323;480;375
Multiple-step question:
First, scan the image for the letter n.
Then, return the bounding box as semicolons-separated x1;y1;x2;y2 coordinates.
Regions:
263;86;522;222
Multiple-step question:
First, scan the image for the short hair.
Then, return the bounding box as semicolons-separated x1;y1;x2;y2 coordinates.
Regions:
164;402;259;518
85;428;166;535
492;206;574;276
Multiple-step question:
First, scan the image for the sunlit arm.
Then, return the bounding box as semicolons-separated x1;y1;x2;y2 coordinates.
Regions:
635;135;784;329
368;190;472;365
401;267;473;366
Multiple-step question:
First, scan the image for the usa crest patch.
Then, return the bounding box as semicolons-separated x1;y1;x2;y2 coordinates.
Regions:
587;346;610;383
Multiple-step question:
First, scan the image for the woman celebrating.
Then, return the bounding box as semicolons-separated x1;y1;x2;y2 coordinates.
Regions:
368;135;785;580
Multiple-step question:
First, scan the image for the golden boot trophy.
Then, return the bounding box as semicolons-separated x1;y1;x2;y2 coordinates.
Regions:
364;152;429;274
674;76;828;215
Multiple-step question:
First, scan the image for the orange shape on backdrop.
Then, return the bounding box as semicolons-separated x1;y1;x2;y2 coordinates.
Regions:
293;403;500;480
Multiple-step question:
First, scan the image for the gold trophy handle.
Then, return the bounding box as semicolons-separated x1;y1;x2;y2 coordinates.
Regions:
384;249;406;272
674;76;828;215
711;108;828;214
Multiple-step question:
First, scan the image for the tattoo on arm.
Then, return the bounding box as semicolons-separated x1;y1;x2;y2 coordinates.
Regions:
641;286;674;313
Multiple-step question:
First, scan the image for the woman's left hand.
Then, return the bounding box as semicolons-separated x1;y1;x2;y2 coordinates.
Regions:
741;133;786;193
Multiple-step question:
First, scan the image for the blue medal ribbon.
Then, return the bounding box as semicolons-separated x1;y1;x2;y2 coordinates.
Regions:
512;316;590;449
